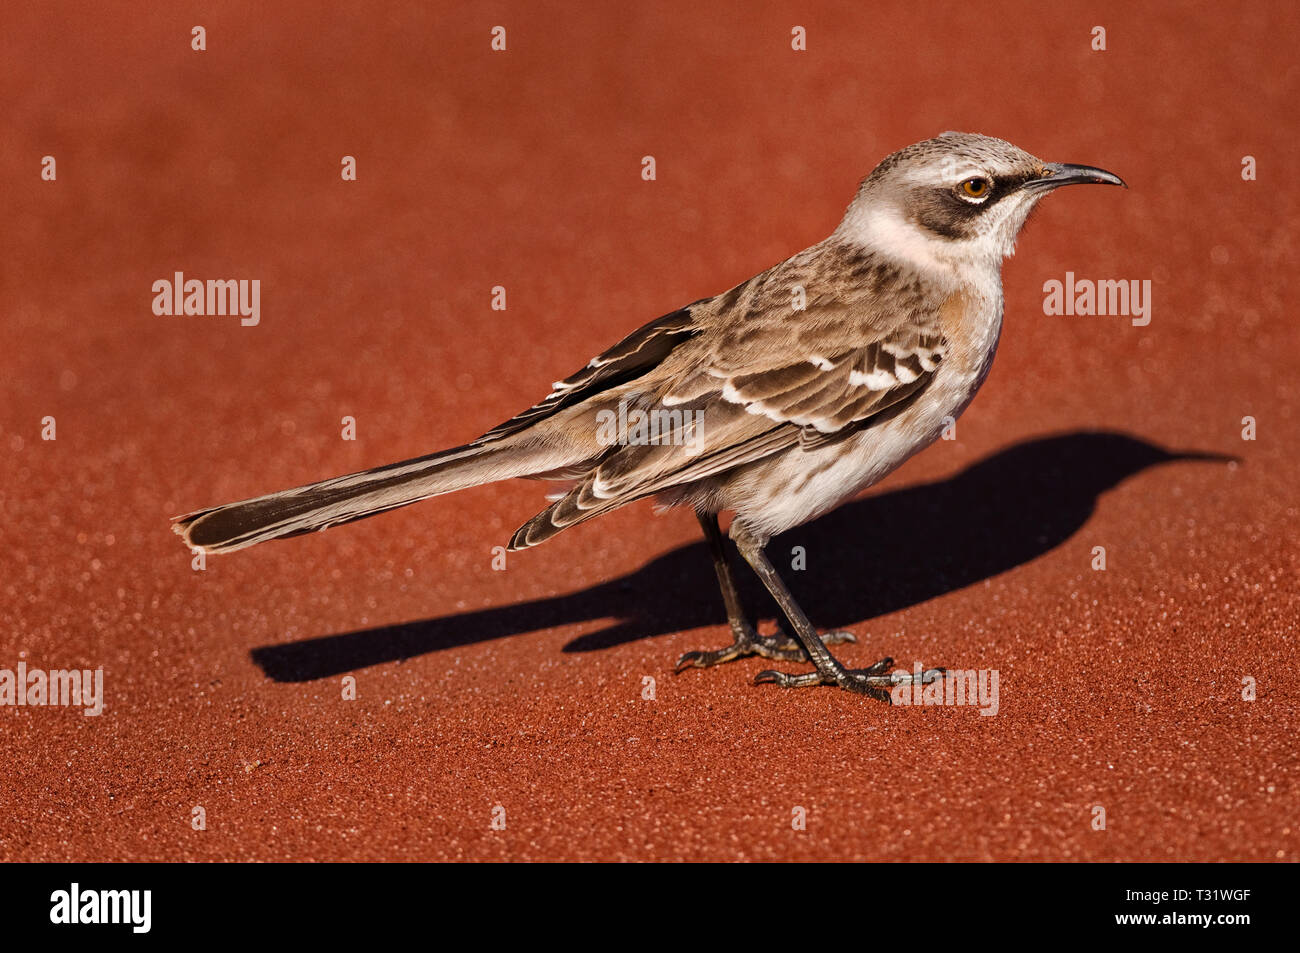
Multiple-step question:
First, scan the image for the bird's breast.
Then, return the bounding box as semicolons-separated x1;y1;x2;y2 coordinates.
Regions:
938;282;1004;384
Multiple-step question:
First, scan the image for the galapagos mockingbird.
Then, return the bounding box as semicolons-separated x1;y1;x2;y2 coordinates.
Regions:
174;132;1126;700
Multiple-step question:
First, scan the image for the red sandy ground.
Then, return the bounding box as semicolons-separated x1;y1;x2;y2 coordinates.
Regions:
1;1;1296;862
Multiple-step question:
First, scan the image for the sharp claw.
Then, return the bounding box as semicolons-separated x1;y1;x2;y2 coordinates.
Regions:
674;653;702;674
753;670;781;685
855;657;893;677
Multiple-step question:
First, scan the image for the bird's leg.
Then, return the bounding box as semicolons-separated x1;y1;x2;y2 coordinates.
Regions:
675;511;855;673
729;523;943;701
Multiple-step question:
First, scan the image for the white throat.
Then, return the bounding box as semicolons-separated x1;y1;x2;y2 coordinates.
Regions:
833;192;1040;291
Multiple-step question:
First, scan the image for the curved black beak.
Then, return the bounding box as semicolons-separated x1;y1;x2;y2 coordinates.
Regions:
1022;162;1127;192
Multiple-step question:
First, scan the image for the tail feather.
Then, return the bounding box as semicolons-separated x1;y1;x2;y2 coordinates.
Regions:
174;440;545;554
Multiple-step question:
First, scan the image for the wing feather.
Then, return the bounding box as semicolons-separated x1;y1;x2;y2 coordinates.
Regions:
475;303;702;445
507;241;953;548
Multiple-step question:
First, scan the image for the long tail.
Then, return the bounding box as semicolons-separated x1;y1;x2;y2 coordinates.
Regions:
173;440;551;554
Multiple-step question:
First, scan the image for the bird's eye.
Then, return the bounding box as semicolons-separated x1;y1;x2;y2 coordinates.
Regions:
961;177;991;199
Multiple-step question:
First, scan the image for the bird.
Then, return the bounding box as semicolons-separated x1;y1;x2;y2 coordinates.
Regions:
173;132;1126;700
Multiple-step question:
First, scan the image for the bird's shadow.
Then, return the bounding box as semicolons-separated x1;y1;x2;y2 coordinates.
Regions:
251;431;1233;682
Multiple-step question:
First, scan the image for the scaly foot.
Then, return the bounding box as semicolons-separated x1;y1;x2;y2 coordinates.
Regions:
754;656;945;703
674;625;856;673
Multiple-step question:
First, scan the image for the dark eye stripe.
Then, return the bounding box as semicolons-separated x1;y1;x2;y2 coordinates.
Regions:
956;170;1039;210
913;167;1038;239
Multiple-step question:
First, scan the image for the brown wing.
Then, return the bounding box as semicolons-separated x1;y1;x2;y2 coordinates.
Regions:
509;248;949;549
473;303;703;446
714;330;946;437
506;241;954;548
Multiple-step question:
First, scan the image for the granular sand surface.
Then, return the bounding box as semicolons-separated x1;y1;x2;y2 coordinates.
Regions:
1;1;1296;861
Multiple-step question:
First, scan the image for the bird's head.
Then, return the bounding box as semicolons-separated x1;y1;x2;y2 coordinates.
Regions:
836;131;1125;276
